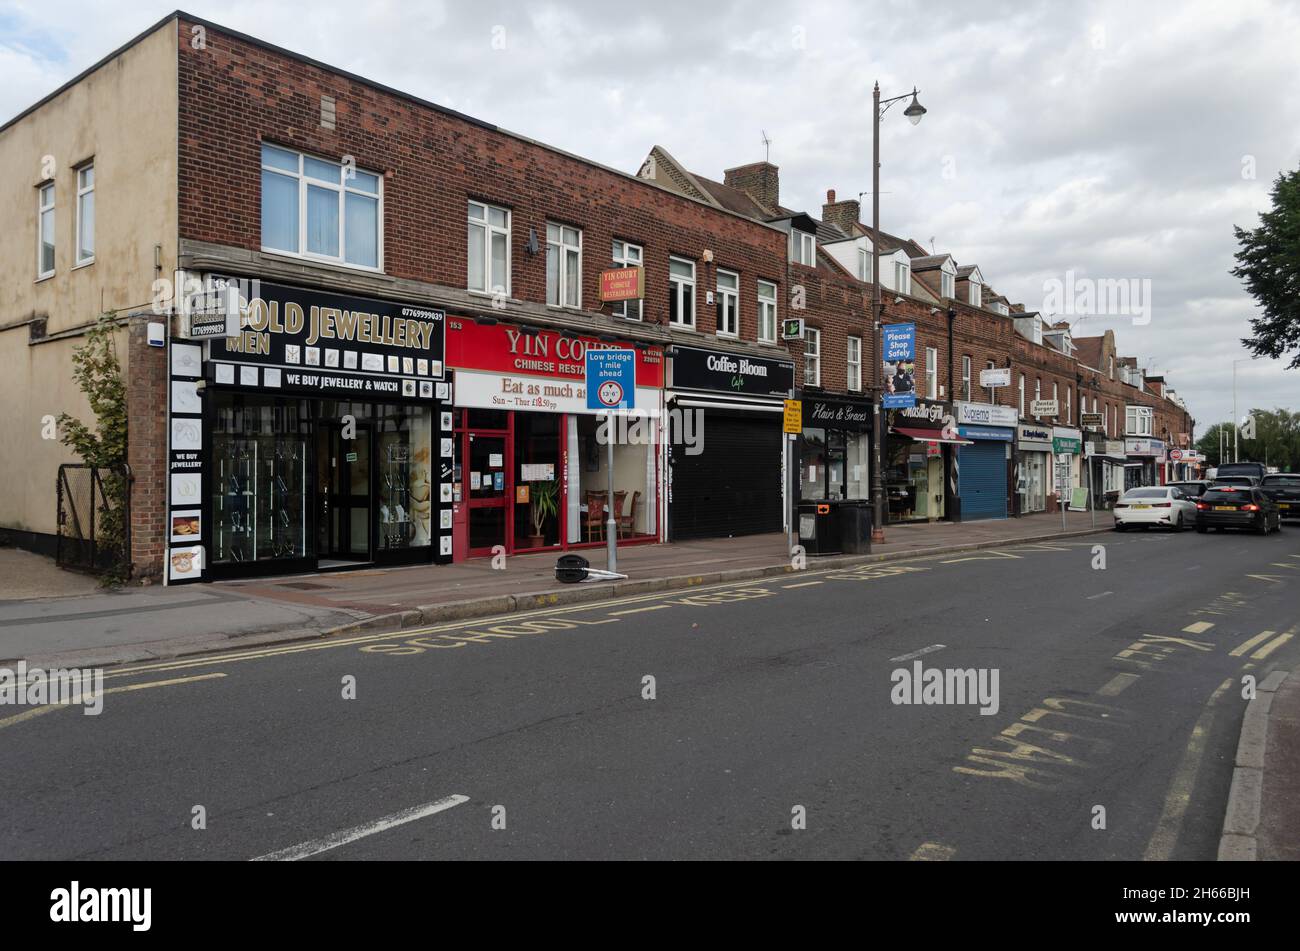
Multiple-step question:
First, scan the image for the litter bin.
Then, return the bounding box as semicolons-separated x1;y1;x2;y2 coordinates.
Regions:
839;500;873;555
797;500;843;556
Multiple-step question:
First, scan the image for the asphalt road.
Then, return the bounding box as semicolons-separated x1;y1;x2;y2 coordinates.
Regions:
3;525;1298;861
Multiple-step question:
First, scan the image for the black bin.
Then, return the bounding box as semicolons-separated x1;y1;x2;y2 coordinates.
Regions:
839;500;873;555
797;501;843;556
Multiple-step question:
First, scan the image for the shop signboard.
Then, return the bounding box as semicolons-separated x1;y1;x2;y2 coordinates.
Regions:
1081;412;1104;430
805;397;873;431
599;267;645;302
1053;434;1082;455
670;345;794;396
1030;399;1059;417
979;367;1011;388
956;401;1018;427
881;323;916;409
207;278;446;399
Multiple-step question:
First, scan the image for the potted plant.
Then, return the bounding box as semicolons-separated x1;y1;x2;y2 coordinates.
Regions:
527;480;560;546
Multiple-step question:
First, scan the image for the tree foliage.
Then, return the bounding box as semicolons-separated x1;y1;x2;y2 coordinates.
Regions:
1198;409;1300;471
1234;167;1300;369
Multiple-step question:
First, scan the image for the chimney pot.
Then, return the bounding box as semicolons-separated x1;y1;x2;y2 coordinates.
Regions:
827;189;836;202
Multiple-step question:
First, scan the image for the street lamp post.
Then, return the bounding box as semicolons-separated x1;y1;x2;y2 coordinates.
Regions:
870;82;926;542
1232;356;1259;463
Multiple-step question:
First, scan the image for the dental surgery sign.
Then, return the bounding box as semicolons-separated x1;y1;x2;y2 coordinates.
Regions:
882;323;917;409
209;278;446;399
586;348;637;412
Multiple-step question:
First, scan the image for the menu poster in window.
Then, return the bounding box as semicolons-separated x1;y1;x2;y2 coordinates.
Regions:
489;453;503;468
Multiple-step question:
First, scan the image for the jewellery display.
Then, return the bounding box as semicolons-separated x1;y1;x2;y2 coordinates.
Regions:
213;403;309;564
379;437;413;549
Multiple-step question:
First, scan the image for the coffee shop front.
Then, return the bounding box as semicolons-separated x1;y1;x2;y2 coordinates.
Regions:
444;317;664;559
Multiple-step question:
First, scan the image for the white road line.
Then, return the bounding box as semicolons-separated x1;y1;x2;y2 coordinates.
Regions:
251;795;469;861
890;644;946;663
1086;591;1114;600
1182;621;1215;635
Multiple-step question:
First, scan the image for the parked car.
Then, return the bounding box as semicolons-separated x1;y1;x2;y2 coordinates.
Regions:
1210;476;1259;488
1194;486;1282;534
1213;462;1267;483
1260;473;1300;520
1168;480;1211;498
1113;486;1198;531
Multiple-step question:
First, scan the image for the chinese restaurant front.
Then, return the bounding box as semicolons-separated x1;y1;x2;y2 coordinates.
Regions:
444;318;664;559
172;277;455;583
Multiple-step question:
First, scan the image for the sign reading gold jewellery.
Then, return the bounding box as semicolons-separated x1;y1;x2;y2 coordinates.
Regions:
208;279;446;399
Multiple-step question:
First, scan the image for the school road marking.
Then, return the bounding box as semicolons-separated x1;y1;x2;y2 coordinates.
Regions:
251;795;470;861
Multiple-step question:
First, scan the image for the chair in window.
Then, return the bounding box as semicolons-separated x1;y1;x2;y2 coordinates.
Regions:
584;492;606;542
618;490;641;538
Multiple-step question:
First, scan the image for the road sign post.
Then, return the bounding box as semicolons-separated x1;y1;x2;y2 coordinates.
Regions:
586;349;636;574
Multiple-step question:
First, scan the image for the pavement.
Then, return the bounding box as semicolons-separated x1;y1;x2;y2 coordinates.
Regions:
1220;667;1300;860
2;509;1110;669
1;523;1297;860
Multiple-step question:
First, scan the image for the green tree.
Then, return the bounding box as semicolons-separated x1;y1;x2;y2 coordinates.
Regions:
1233;167;1300;369
1239;408;1300;471
1196;422;1234;467
58;314;130;585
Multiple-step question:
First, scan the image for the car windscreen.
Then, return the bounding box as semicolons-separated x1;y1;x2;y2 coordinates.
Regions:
1122;489;1167;499
1213;477;1254;485
1262;475;1300;487
1170;483;1205;494
1202;490;1249;502
1216;465;1263;477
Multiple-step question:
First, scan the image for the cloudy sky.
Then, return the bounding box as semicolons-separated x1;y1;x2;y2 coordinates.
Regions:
4;0;1298;432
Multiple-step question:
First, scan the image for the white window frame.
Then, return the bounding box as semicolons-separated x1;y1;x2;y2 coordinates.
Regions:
926;346;938;399
1126;405;1153;437
1067;386;1073;424
757;280;777;343
985;359;996;402
546;222;582;309
75;163;94;266
992;301;1009;316
858;247;872;282
961;355;972;401
260;145;383;272
941;270;954;299
804;327;821;387
895;260;911;295
716;268;739;337
668;256;696;329
847;336;862;391
467;199;511;296
37;182;55;279
1019;374;1026;417
968;280;981;306
611;239;642;320
1034;378;1042;417
791;229;816;266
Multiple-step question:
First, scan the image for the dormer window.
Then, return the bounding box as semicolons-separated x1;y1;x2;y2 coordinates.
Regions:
894;260;911;295
968;280;981;306
858;247;872;281
941;270;954;299
992;301;1009;316
791;229;815;266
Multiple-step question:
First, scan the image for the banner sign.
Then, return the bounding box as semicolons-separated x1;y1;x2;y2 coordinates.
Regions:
881;323;916;409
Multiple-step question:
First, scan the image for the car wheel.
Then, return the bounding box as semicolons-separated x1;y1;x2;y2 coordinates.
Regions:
1256;518;1268;536
1173;513;1184;531
1114;524;1126;532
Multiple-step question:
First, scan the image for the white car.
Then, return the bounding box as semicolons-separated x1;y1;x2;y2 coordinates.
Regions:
1114;486;1198;531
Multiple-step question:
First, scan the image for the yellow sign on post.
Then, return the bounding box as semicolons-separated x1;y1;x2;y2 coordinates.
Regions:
783;399;802;434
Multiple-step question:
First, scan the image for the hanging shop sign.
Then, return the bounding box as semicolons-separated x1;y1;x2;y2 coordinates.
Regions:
669;345;794;396
805;397;873;431
881;323;916;409
1052;427;1083;455
207;278;446;399
1080;412;1104;430
1125;437;1166;458
955;401;1018;427
599;267;645;302
1030;399;1059;417
979;367;1011;388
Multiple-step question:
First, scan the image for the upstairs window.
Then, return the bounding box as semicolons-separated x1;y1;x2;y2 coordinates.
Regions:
611;239;642;320
757;280;777;343
858;247;872;281
940;270;954;299
37;182;55;279
791;229;816;266
468;200;510;295
847;336;862;391
961;355;972;401
668;256;695;328
926;347;938;399
716;269;739;336
75;164;94;265
992;301;1009;316
968;280;982;306
546;223;582;308
804;327;821;386
895;261;911;295
261;144;382;269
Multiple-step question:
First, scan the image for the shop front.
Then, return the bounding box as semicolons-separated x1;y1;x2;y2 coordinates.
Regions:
445;318;664;558
799;395;873;505
1052;427;1083;507
1015;423;1055;515
171;277;454;582
1125;437;1166;489
953;401;1016;521
666;345;793;541
884;400;966;523
1085;437;1128;509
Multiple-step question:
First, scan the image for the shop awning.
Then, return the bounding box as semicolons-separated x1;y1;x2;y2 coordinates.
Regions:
893;426;973;446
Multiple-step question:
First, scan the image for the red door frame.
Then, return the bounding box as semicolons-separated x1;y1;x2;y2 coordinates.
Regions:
462;412;512;558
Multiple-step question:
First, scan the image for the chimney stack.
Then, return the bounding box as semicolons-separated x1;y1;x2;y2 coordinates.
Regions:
821;188;861;235
723;161;780;214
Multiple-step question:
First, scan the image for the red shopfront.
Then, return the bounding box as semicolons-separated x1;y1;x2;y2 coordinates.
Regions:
445;318;665;559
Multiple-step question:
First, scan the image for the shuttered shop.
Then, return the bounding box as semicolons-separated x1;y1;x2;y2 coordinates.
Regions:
957;425;1012;521
669;411;782;540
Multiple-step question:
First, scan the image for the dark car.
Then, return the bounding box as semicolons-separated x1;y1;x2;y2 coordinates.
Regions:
1211;476;1259;488
1213;462;1266;483
1260;474;1300;520
1194;486;1282;534
1169;480;1210;498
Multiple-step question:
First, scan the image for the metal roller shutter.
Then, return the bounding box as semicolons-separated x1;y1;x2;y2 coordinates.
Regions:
669;411;781;540
958;441;1007;520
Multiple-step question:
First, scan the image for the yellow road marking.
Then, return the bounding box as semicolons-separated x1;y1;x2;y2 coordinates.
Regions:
782;581;824;588
1182;621;1215;635
910;842;956;861
1230;631;1276;657
1252;632;1294;660
1097;673;1140;697
941;550;1020;563
0;673;227;731
1270;563;1300;570
608;605;670;616
1246;574;1284;583
1143;677;1232;861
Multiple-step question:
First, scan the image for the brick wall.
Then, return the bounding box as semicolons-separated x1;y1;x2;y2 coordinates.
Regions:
126;316;167;580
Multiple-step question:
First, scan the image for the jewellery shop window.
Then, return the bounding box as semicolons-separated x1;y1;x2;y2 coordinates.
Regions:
212;394;313;565
374;403;434;551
